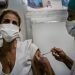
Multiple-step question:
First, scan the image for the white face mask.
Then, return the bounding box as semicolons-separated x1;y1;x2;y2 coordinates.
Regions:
66;20;75;37
0;23;19;42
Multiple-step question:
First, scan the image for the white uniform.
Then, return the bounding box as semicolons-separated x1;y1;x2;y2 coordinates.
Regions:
0;39;38;75
70;62;75;75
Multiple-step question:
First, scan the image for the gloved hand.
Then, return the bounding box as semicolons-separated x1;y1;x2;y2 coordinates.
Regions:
51;47;67;62
51;47;73;69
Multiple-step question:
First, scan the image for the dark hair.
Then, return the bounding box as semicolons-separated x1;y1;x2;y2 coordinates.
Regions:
0;9;21;26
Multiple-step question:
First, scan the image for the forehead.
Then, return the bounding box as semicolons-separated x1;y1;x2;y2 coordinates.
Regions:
2;13;19;22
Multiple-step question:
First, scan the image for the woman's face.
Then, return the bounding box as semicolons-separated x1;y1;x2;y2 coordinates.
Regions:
67;9;75;21
1;13;19;26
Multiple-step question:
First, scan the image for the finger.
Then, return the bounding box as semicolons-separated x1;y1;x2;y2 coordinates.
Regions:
35;49;41;55
52;52;59;57
51;47;57;53
51;48;58;55
54;47;63;52
35;49;42;61
52;52;61;60
54;56;61;61
51;47;62;53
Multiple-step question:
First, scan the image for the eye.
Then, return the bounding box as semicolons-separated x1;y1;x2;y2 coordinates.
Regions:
2;19;10;23
12;21;18;25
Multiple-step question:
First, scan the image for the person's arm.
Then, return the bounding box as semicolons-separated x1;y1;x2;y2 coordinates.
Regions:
63;54;74;70
32;49;55;75
32;49;45;75
40;57;55;75
51;47;74;70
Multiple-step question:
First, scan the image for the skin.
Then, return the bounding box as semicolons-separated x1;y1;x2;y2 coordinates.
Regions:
32;49;55;75
1;13;19;26
0;13;19;74
51;47;73;70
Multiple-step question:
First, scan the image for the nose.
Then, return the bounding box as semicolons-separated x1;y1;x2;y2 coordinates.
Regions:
10;21;13;24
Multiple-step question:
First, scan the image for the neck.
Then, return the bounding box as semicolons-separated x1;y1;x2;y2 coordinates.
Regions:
10;40;17;50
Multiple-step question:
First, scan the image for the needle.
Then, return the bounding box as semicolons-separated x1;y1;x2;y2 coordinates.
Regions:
42;51;51;55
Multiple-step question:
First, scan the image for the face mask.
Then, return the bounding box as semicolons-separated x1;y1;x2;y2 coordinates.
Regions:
66;20;75;37
0;23;19;42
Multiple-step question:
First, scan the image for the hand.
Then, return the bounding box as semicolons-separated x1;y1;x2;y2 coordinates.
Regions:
51;47;67;62
51;47;73;69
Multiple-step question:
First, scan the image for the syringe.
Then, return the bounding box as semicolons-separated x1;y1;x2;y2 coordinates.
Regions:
42;51;51;55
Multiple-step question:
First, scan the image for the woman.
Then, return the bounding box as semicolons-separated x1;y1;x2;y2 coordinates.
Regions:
0;9;39;75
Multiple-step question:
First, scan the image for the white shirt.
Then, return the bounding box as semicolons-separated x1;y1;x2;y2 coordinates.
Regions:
70;61;75;75
0;39;38;75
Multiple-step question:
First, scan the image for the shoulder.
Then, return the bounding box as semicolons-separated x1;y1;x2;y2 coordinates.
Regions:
23;39;32;45
24;39;32;43
21;39;33;48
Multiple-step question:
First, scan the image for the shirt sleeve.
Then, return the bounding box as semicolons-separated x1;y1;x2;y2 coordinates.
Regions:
23;39;39;60
20;40;38;75
29;43;39;59
70;61;75;75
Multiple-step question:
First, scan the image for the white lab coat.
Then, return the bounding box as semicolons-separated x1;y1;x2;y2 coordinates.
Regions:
0;39;38;75
70;61;75;75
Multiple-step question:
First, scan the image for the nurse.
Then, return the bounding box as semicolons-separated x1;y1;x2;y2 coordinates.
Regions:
33;0;75;75
51;0;75;75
